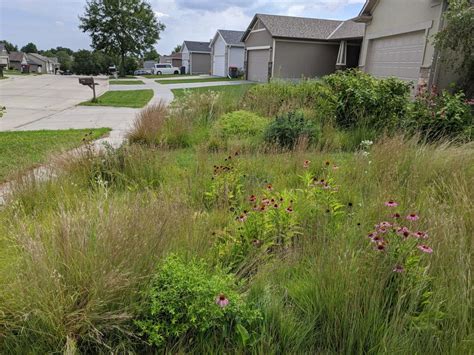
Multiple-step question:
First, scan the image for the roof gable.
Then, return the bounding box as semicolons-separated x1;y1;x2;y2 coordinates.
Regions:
242;13;364;42
182;41;211;53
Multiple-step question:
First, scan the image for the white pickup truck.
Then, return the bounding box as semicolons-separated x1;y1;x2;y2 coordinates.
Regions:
153;63;180;75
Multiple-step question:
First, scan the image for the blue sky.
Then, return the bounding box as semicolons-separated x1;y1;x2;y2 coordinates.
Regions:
0;0;365;55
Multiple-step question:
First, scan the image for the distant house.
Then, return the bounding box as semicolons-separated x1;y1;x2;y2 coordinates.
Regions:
210;29;245;77
144;60;157;71
354;0;459;90
241;14;364;82
0;43;9;70
160;52;182;68
181;41;211;74
25;53;60;74
8;52;28;72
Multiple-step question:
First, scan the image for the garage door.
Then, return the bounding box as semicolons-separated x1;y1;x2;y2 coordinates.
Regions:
212;54;225;77
247;49;269;82
366;30;425;82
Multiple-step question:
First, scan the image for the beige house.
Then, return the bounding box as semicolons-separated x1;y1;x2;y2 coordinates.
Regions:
241;14;364;82
355;0;458;89
180;41;211;74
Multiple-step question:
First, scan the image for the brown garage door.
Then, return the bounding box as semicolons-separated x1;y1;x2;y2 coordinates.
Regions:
366;30;425;82
247;49;269;82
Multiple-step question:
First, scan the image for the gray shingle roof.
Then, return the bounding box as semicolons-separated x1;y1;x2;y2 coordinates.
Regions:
245;14;364;41
183;41;211;53
218;30;245;46
0;43;6;52
8;51;25;62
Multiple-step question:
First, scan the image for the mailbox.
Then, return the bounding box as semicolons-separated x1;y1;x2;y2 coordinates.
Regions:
79;77;94;85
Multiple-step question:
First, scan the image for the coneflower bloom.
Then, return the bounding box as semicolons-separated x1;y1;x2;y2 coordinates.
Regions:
391;213;401;219
367;232;377;239
417;245;433;254
384;200;398;207
252;239;262;247
303;160;311;168
375;242;386;252
286;206;293;213
215;294;229;308
332;165;339;171
378;221;393;229
266;184;273;191
413;231;429;239
406;213;419;221
237;214;247;222
249;194;257;202
393;265;404;273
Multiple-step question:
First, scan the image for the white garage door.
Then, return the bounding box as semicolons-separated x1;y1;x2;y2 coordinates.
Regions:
213;54;225;77
247;49;269;83
366;30;425;82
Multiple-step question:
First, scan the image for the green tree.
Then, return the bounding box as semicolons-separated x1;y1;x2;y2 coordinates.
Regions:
435;0;474;95
21;42;38;53
173;44;182;53
1;40;18;52
79;0;165;76
56;50;73;71
143;48;159;61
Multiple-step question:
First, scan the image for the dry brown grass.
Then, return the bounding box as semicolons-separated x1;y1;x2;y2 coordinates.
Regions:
127;102;168;145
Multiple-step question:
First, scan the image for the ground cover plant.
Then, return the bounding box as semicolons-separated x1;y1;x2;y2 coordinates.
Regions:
171;83;255;99
109;79;145;85
79;89;154;108
0;70;472;353
155;77;239;84
0;128;110;181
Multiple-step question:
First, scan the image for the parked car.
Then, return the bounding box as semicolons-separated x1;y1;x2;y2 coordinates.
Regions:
152;63;180;75
61;70;73;75
134;69;152;76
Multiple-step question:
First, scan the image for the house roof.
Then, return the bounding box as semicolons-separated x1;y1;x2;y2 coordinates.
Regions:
8;51;25;62
219;29;245;46
183;41;211;53
353;0;378;22
242;14;364;41
25;54;43;66
0;43;6;52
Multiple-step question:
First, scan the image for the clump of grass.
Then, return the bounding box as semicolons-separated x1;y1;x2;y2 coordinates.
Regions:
127;102;168;145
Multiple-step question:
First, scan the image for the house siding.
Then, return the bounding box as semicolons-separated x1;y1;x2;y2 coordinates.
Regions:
273;40;339;79
181;46;190;73
211;34;226;76
228;47;245;71
358;0;458;88
245;29;272;47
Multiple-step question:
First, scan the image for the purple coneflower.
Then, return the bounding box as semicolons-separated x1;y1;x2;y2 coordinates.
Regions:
249;194;256;202
393;265;404;273
413;231;429;239
303;160;311;168
391;213;401;219
406;213;419;221
286;206;293;213
417;245;433;254
266;184;273;191
252;239;262;247
215;294;229;308
367;232;377;239
378;221;393;229
375;242;386;252
384;200;398;207
237;214;247;222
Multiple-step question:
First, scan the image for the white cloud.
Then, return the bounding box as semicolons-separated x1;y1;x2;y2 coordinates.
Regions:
154;11;170;18
55;21;65;26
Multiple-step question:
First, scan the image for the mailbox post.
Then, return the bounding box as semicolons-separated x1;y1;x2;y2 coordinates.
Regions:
79;77;99;102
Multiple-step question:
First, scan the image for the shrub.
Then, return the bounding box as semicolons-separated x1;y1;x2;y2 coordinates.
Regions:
264;111;319;149
324;69;410;129
242;79;337;120
407;88;473;140
127;102;168;145
136;255;261;348
211;110;268;140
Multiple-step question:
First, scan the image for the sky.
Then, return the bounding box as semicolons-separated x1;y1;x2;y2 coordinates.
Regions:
0;0;365;55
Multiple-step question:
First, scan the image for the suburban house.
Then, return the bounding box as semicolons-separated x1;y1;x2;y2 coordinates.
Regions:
210;29;245;77
354;0;459;90
160;52;183;68
8;52;28;72
241;14;364;82
25;53;60;74
0;43;9;71
181;41;211;74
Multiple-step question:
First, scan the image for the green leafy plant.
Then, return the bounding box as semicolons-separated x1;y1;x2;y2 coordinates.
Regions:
136;255;261;347
211;110;268;139
324;69;410;129
407;88;473;140
264;110;319;149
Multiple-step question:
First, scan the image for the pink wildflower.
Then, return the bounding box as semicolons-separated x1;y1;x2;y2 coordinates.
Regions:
406;213;419;221
303;160;311;168
384;200;398;207
215;294;229;308
413;231;429;239
375;242;386;252
286;206;293;213
393;265;404;273
391;213;401;219
417;245;433;254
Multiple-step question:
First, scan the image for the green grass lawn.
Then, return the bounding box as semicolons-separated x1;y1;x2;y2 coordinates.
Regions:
108;75;136;79
79;89;154;108
172;83;256;99
156;77;239;84
0;128;110;182
109;80;145;85
143;74;187;79
3;70;24;76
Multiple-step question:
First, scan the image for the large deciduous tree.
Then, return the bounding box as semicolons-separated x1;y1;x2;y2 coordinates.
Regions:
435;0;473;96
79;0;165;76
21;42;38;53
1;40;18;52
